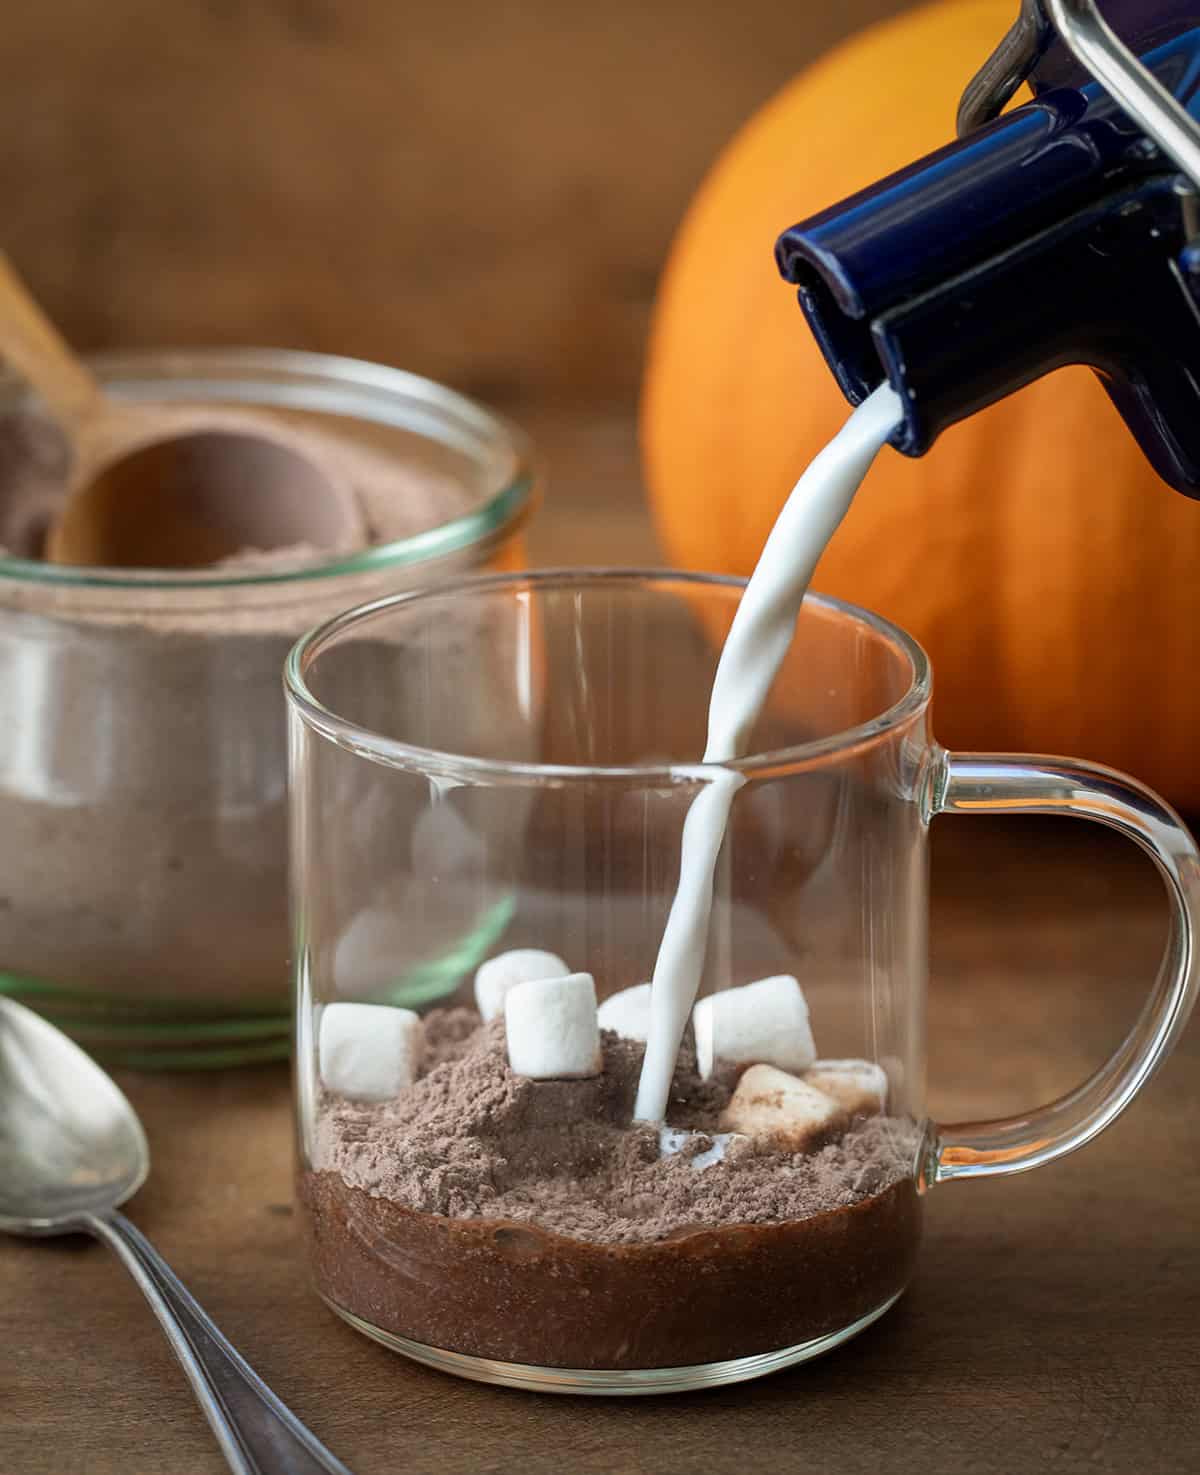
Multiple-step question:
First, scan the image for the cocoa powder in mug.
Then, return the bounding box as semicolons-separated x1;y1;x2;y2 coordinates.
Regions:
302;1011;922;1368
312;1011;915;1238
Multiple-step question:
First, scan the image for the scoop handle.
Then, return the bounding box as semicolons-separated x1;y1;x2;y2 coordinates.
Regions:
82;1210;353;1475
0;253;102;440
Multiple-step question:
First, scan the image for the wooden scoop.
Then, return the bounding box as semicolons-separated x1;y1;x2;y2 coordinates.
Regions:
0;255;365;569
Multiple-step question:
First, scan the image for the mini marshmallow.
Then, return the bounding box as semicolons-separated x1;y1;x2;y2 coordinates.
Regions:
659;1126;739;1171
597;982;652;1041
804;1059;888;1117
692;974;816;1080
505;971;602;1080
718;1064;843;1151
318;1002;423;1102
474;948;569;1023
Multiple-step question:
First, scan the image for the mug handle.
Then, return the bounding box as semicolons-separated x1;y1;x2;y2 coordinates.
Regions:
928;751;1200;1181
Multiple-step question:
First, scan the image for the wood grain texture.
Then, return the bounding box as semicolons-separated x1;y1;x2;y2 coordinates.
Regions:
1;807;1196;1475
0;0;910;413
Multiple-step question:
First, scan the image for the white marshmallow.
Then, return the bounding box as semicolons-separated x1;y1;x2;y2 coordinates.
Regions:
659;1126;739;1171
505;971;602;1080
318;1002;423;1102
804;1059;888;1117
718;1064;843;1151
474;948;569;1023
597;982;652;1041
691;974;816;1079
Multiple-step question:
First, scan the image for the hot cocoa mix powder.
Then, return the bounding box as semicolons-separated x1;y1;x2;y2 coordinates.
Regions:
0;403;480;1013
303;1010;923;1369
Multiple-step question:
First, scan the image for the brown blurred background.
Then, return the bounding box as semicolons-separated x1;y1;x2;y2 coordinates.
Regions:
0;0;908;556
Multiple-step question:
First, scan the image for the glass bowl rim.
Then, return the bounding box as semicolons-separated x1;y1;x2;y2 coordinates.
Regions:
0;346;535;592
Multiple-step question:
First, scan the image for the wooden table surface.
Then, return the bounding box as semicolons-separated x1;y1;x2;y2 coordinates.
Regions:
2;416;1199;1474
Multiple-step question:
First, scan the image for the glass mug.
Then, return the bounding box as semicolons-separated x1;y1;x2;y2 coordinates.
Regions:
286;570;1200;1395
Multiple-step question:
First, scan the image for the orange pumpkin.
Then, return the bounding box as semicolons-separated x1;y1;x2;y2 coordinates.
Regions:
642;0;1200;811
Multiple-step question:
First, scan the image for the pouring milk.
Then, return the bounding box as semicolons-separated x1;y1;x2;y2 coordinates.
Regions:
633;383;903;1123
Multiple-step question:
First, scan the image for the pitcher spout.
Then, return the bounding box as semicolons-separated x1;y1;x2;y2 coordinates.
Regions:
776;27;1200;496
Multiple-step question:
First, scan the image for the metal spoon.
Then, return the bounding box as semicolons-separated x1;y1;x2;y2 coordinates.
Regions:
0;997;352;1475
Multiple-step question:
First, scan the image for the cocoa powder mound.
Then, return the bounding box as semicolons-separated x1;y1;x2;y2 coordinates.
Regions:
313;1009;921;1245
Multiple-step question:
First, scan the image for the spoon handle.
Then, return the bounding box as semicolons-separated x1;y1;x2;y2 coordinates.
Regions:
82;1210;353;1475
0;253;103;439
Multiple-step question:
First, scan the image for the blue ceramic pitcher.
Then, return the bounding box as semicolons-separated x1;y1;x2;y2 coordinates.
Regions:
776;0;1200;494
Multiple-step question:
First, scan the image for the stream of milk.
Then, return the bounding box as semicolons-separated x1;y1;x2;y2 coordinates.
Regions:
632;383;904;1124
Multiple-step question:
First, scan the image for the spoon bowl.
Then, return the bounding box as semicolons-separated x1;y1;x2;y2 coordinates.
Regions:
0;998;146;1232
0;998;350;1475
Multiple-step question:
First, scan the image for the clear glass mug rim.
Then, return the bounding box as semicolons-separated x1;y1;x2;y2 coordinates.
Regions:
283;567;934;782
0;346;537;593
